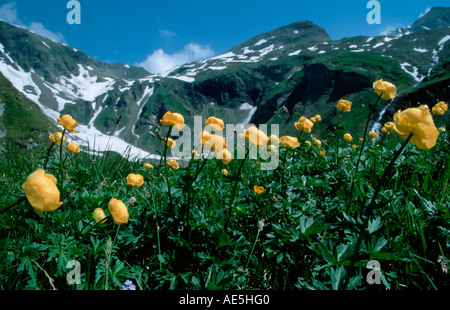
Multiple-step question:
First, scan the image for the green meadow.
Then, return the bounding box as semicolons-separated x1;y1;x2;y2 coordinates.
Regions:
0;81;448;291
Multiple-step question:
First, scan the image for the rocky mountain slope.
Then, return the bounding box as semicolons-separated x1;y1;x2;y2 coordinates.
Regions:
0;7;449;157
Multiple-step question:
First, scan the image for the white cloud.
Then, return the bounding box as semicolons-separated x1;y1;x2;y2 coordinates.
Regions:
379;24;401;36
0;2;21;25
418;7;431;18
137;43;214;74
0;2;65;43
28;22;65;43
159;29;177;38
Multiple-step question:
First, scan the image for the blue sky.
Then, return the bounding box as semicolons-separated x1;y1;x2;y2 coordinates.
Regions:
0;1;448;73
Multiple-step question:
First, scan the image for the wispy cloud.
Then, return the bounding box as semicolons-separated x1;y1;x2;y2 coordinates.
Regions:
136;43;214;74
418;7;431;18
0;2;65;43
159;29;177;39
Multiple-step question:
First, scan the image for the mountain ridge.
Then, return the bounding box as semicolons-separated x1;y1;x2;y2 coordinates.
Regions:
0;7;449;157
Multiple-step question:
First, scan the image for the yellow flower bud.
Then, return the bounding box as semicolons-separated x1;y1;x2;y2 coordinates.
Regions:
279;136;300;148
143;163;154;171
311;115;322;123
126;173;144;187
216;148;232;165
373;79;397;101
205;116;225;131
313;137;322;148
336;99;352;112
167;159;179;170
294;116;314;133
343;133;353;142
254;185;265;195
221;169;228;176
67;142;81;153
160;111;185;128
92;208;107;223
49;132;66;146
108;198;129;225
244;125;269;148
164;137;176;149
57;114;78;133
21;169;63;217
432;101;448;116
369;131;378;139
268;134;279;146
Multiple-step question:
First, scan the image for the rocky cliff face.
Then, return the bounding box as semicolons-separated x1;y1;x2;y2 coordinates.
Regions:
0;7;449;157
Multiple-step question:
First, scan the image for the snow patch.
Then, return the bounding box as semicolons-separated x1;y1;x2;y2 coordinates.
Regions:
438;35;450;46
288;49;302;56
254;39;267;46
400;62;423;83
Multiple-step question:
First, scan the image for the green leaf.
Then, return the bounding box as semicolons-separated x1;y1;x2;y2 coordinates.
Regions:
330;266;347;290
368;217;383;234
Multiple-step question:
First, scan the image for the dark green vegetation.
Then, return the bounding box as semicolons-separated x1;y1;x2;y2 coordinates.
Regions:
0;103;449;290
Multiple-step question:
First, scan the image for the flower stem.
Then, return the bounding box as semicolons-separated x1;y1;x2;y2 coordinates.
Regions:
343;132;413;289
59;129;67;198
245;226;261;271
162;126;173;206
231;146;249;202
43;142;56;170
349;110;373;195
335;110;344;166
0;196;27;215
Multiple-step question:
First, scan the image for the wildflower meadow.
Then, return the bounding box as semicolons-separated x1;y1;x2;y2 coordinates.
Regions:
0;79;449;292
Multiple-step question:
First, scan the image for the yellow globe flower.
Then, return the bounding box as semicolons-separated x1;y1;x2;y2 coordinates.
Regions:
432;101;448;116
108;198;129;225
21;169;63;217
201;131;227;152
49;132;66;146
267;145;278;153
221;169;228;176
294;116;314;133
254;185;265;195
167;159;179;170
393;105;439;150
336;99;352;112
311;115;322;123
160;111;185;128
343;133;353;142
164;137;176;149
205;116;225;131
92;208;107;223
143;163;154;171
369;131;378;139
67;142;81;153
373;79;397;101
244;125;269;148
313;137;322;148
126;173;144;187
382;122;396;134
216;148;232;165
279;136;300;148
57;114;78;133
268;134;279;146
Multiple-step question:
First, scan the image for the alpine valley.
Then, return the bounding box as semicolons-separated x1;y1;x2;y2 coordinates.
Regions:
0;7;449;158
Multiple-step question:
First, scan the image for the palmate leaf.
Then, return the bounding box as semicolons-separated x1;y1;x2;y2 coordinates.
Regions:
368;217;383;234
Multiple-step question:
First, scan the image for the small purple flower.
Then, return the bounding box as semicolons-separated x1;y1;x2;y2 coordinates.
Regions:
121;279;136;290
